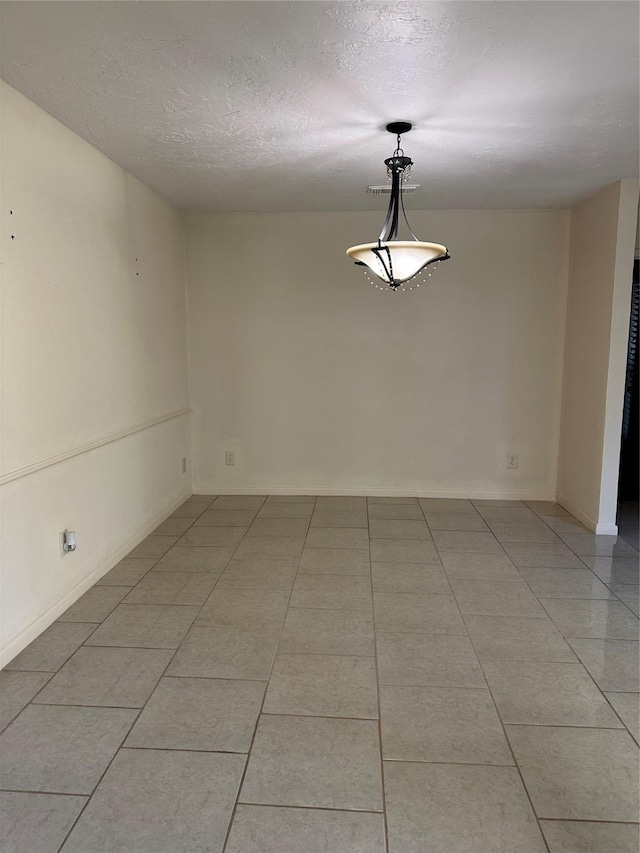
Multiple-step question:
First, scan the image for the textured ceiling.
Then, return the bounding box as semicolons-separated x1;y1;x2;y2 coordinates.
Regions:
1;1;638;211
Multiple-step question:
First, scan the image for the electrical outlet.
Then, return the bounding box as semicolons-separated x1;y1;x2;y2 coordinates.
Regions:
507;453;519;469
181;457;187;474
225;451;235;466
59;529;77;555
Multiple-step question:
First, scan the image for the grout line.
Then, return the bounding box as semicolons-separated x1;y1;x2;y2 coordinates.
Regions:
161;673;268;683
6;495;637;851
54;702;146;849
53;496;249;850
381;757;516;767
259;710;378;721
220;496;315;853
119;745;250;755
235;799;384;815
437;508;637;840
1;624;103;732
369;514;390;853
455;608;552;852
495;722;633;732
538;817;640;825
0;787;92;798
224;801;386;816
426;516;553;853
0;671;55;736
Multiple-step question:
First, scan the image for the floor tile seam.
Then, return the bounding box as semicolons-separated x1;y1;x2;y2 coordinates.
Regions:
54;699;147;850
538;817;640;825
502;720;640;743
302;544;371;552
496;563;616;618
603;689;640;695
424;518;510;554
52;519;246;845
608;594;640;619
367;520;390;853
0;671;56;736
539;628;639;643
179;649;376;660
605;580;640;590
210;496;267;509
160;673;269;683
567;636;639;652
367;512;427;522
227;802;387;817
98;555;162;588
370;559;444;569
582;676;640;746
59;585;135;625
234;799;384;814
58;545;247;845
286;606;373;613
377;679;517;690
501;721;630;732
533;502;608;544
118;744;251;756
373;627;470;637
438;567;550;621
122;597;222;607
294;570;373;580
462;649;636;731
384;684;633;737
372;590;456;598
185;511;270;612
155;512;199;537
369;536;435;543
518;593;621;602
81;642;189;651
220;499;313;853
313;508;368;514
142;671;272;681
453;602;553;851
524;590;640;640
270;651;378;665
0;787;92;797
259;711;379;722
475;612;637;734
11;623;103;688
29;701;161;711
380;757;516;767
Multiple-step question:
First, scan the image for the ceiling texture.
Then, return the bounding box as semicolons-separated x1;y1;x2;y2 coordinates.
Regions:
1;1;638;212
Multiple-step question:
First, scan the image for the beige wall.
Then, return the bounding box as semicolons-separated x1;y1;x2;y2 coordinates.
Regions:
0;83;191;664
557;179;639;533
186;209;570;499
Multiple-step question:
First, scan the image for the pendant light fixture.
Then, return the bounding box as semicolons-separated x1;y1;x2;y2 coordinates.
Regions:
346;122;450;291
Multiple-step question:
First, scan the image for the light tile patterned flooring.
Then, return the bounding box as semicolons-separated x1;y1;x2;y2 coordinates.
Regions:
1;495;639;853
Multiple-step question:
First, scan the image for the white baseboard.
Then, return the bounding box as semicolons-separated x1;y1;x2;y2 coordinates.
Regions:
594;523;620;535
0;490;191;669
557;494;618;535
194;484;557;502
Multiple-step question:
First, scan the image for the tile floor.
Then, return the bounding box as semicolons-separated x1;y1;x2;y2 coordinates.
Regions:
1;495;639;853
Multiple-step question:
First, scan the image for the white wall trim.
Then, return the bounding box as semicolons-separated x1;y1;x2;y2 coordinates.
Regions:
0;490;191;668
594;522;620;535
557;493;618;535
194;484;557;501
0;407;192;486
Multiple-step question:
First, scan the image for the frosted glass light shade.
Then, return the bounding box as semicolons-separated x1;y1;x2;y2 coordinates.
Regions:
346;241;448;285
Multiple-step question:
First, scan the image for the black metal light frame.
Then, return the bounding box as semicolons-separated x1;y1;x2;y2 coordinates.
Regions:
351;122;450;290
